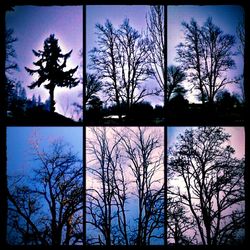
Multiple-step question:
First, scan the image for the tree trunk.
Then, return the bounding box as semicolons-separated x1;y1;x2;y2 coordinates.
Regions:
49;85;56;113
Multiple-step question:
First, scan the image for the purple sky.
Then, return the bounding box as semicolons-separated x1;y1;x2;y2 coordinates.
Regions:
86;5;163;107
6;6;83;120
168;126;245;159
7;127;83;177
168;5;244;103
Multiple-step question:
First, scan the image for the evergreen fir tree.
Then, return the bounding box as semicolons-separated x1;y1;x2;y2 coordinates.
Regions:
25;34;79;113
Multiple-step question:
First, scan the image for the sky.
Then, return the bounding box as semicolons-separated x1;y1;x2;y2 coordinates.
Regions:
168;5;245;103
7;127;83;177
86;5;163;107
168;126;245;159
5;6;83;120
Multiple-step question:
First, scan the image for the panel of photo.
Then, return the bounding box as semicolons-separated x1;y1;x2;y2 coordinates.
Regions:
85;126;165;245
86;5;165;125
167;126;245;245
6;127;83;245
167;5;245;124
5;5;83;125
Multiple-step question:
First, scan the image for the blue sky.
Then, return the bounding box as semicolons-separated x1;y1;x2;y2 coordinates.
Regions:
168;5;244;103
7;127;83;176
6;6;83;119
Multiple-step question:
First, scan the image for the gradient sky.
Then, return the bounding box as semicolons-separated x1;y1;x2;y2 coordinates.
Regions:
168;5;244;103
7;127;83;177
86;5;163;107
5;6;83;120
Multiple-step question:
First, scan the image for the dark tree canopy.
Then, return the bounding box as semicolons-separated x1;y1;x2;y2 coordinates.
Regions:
168;127;245;245
166;65;186;103
176;18;236;105
216;90;240;109
85;73;102;106
25;34;79;113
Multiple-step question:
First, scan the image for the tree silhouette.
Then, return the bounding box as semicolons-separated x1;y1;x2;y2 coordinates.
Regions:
85;73;102;106
117;127;164;245
168;127;245;245
216;90;240;109
236;20;245;103
89;19;154;119
176;18;236;105
146;5;165;97
86;96;103;123
7;136;83;245
5;28;18;76
5;28;20;111
25;34;79;113
86;127;164;245
86;128;125;245
166;65;186;103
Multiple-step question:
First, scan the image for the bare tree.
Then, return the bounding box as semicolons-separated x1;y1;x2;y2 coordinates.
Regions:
86;127;126;245
86;127;164;245
5;28;18;75
167;198;197;245
168;127;245;245
176;18;237;105
89;19;154;118
146;5;165;97
7;137;83;245
166;162;196;245
117;127;164;245
5;28;20;110
237;21;245;57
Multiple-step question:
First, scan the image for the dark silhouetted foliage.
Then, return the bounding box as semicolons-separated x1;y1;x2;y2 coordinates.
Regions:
166;65;186;103
25;34;79;113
